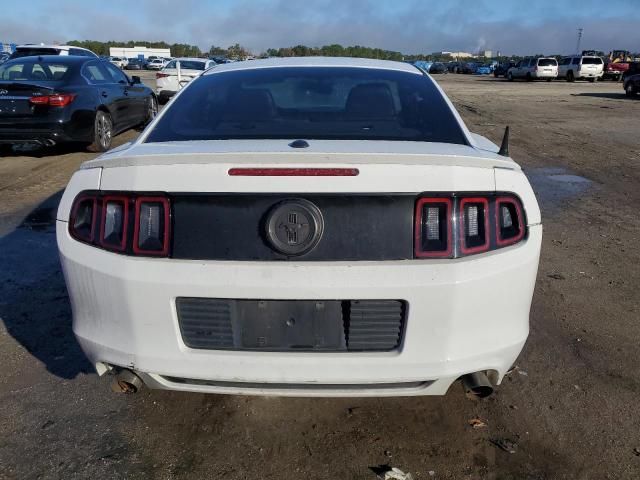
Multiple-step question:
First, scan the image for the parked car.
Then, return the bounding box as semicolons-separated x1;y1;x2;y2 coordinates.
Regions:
603;50;632;81
0;56;157;151
412;61;433;74
156;58;217;104
507;57;558;81
474;64;493;75
460;62;477;74
447;61;463;73
429;62;447;74
493;61;515;78
623;72;640;97
146;58;166;70
125;58;146;70
57;57;541;398
9;44;98;60
109;56;128;69
558;55;604;82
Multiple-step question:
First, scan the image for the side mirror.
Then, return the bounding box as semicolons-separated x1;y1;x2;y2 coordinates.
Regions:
131;75;142;84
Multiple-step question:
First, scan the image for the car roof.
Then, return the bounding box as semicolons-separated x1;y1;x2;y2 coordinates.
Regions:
167;57;210;62
15;44;90;51
202;56;422;76
2;55;91;64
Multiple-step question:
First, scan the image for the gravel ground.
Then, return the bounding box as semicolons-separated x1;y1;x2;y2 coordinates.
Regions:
1;73;639;480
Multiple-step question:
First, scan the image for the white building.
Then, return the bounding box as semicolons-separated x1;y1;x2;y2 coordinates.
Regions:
109;46;171;59
439;51;475;59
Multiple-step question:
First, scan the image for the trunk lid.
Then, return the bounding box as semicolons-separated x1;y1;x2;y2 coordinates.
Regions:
0;82;56;118
90;140;517;194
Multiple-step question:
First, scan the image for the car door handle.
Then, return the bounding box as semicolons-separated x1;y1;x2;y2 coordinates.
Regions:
101;91;108;98
123;89;129;96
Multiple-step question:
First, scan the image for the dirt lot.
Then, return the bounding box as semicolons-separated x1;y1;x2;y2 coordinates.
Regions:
1;74;639;480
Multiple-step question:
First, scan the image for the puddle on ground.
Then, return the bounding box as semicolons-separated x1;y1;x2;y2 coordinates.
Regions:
525;167;593;212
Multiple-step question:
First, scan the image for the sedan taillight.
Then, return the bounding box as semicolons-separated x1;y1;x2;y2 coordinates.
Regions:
30;94;76;107
415;194;526;259
69;192;171;257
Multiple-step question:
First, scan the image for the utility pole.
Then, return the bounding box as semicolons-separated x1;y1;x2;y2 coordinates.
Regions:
576;28;583;55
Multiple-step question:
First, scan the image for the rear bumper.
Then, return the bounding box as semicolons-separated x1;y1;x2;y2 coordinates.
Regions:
58;220;542;396
532;71;557;79
0;118;91;145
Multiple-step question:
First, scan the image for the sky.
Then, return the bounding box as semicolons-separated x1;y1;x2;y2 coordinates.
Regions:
2;0;639;55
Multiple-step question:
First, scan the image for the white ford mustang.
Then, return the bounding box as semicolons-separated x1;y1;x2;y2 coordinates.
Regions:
57;57;541;398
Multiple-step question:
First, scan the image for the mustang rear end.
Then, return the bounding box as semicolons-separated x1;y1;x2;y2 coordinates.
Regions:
57;58;541;397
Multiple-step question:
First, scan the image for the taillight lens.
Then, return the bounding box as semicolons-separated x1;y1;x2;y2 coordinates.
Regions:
415;194;526;259
133;197;170;256
69;195;96;242
459;197;489;255
30;94;76;107
495;196;525;247
156;73;169;79
68;192;171;257
414;197;452;258
100;196;129;251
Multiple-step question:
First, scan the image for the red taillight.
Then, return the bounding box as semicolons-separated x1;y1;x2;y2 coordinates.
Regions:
133;197;170;256
30;94;76;107
68;192;171;257
156;72;169;79
414;194;526;259
228;168;360;176
414;197;452;258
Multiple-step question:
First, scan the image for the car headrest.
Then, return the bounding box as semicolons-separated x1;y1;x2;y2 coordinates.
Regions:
223;88;277;121
345;83;396;118
31;70;47;80
53;71;66;80
8;71;21;80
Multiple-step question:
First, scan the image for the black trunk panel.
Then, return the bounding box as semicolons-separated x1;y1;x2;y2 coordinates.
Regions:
170;194;415;261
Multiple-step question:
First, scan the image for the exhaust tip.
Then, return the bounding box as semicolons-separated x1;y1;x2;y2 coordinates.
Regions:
111;369;143;394
461;372;494;399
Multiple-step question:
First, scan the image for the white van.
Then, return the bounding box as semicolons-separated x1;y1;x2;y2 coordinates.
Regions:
507;57;558;81
558;56;604;82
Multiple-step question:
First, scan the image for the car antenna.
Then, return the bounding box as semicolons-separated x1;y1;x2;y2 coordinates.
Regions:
498;126;510;157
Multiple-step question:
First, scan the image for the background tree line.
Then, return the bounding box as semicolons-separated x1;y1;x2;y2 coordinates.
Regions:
67;40;202;57
67;40;534;63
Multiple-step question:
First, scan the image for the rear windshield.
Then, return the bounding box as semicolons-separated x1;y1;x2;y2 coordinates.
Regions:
146;67;468;144
582;57;603;65
538;58;557;66
0;60;71;82
165;60;206;70
9;48;61;59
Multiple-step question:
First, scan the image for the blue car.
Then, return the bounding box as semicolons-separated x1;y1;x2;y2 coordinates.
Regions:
474;64;493;75
413;60;434;74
